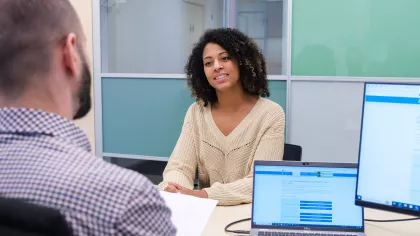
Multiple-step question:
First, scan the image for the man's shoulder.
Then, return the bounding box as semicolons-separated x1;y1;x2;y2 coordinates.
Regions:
44;145;156;205
71;153;153;192
44;141;149;187
58;153;161;218
35;135;152;193
76;157;176;234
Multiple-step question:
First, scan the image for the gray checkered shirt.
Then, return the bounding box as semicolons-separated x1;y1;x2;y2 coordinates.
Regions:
0;108;176;236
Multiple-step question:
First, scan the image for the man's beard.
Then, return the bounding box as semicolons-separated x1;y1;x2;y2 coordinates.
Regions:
73;59;92;120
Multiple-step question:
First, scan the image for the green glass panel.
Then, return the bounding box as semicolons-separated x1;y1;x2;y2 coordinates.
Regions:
102;78;287;157
102;78;194;157
292;0;420;77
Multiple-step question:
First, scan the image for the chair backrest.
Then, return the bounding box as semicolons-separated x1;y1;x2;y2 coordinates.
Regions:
0;198;72;236
283;143;302;161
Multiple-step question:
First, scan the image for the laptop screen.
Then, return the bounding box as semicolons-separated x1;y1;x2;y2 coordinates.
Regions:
252;164;363;229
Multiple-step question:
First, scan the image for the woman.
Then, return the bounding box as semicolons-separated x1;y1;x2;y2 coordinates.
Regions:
158;28;285;206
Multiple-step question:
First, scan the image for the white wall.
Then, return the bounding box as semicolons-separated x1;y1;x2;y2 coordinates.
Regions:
69;0;96;152
105;0;224;74
289;81;364;163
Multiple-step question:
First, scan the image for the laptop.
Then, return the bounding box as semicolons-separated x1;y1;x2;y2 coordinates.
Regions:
250;161;365;236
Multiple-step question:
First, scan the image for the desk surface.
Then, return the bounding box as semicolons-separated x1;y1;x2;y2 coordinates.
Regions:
202;204;420;236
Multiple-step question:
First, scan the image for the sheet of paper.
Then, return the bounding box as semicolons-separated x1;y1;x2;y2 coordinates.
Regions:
159;191;218;236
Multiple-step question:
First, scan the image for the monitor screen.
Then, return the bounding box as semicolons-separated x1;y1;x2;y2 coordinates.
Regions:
252;164;364;229
356;82;420;216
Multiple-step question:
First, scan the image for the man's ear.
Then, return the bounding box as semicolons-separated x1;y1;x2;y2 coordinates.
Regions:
62;33;81;79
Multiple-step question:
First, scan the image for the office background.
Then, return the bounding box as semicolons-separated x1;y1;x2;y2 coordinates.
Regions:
89;0;420;177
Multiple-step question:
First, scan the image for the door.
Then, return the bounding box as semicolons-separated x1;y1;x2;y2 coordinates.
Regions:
185;3;204;57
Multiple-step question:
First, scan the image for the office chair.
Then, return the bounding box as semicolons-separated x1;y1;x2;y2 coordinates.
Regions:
0;198;72;236
283;143;302;161
124;160;166;184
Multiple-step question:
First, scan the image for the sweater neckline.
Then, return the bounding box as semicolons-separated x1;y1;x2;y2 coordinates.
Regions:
205;97;264;140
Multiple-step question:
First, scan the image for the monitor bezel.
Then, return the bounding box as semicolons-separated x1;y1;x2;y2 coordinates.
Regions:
251;160;365;232
355;82;420;217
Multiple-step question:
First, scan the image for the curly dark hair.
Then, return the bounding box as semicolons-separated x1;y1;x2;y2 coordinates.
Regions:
185;28;269;106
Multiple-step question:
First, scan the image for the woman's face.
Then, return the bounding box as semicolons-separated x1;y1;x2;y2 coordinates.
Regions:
202;43;240;92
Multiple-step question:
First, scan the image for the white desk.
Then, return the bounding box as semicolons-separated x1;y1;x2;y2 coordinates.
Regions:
202;204;420;236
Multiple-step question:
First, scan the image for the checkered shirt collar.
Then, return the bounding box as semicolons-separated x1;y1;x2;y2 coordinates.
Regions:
0;107;91;152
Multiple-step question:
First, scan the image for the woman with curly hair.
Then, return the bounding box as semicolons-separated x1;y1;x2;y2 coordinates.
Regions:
158;28;285;206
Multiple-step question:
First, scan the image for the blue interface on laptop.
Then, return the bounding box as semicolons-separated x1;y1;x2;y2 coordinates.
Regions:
252;165;363;228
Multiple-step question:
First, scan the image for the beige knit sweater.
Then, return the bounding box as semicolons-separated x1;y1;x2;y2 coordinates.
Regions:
158;98;285;206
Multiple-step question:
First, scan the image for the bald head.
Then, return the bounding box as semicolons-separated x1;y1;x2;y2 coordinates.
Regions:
0;0;84;98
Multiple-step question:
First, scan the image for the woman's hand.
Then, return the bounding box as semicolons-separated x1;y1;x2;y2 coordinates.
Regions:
165;182;208;198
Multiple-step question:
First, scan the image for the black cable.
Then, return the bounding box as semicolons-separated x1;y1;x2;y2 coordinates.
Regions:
224;217;420;235
365;217;420;222
224;217;251;234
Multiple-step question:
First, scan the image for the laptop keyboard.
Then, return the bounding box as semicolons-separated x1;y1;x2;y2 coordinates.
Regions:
258;232;358;236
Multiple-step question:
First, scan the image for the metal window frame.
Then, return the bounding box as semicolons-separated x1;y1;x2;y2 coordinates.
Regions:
92;0;420;161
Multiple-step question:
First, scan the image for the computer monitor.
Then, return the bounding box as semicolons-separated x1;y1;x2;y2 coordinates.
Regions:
355;82;420;216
